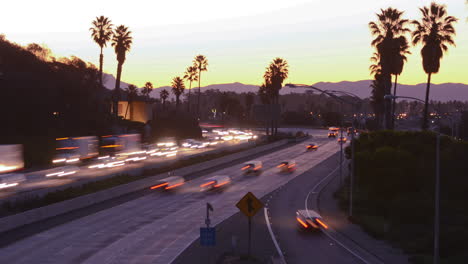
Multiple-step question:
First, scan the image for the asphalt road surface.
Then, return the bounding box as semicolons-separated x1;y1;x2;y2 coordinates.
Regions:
266;153;364;264
0;130;340;264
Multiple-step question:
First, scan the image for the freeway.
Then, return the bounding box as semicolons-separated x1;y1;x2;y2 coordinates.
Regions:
0;132;340;264
0;141;242;200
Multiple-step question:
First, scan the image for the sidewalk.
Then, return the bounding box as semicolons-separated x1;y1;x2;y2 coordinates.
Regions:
317;168;410;264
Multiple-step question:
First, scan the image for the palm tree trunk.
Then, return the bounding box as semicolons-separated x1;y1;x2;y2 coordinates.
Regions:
99;47;104;88
391;75;398;129
124;101;130;120
422;73;432;130
162;100;166;111
187;81;191;113
176;96;180;112
197;73;201;118
114;62;123;117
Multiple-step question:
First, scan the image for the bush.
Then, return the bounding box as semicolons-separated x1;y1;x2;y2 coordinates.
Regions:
339;131;468;263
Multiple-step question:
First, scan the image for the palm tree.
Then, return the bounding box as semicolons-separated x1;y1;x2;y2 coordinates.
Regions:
183;65;198;113
412;2;458;130
142;81;153;101
391;36;411;127
171;77;186;111
369;7;410;129
369;52;382;76
111;25;133;117
124;84;138;120
89;16;113;88
264;58;289;135
193;55;208;118
160;89;169;111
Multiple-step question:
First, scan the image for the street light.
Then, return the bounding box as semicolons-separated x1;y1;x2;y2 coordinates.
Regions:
286;83;362;218
385;94;441;264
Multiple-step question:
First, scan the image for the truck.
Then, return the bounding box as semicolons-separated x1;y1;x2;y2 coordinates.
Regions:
0;144;26;189
52;136;99;164
90;134;145;169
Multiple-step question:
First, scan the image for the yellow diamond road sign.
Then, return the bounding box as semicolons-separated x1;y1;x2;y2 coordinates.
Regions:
236;192;264;218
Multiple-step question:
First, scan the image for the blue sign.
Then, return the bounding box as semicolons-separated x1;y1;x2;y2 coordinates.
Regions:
200;227;216;246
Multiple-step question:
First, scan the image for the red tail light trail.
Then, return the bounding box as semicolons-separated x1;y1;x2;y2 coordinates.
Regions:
150;182;168;190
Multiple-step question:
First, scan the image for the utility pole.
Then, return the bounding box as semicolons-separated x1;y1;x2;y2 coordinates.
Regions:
433;133;440;264
349;117;356;218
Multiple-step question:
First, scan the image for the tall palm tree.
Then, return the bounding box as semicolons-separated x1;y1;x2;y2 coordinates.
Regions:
171;77;186;111
193;55;208;118
369;52;382;76
160;89;169;111
391;36;411;128
183;65;198;113
111;25;133;117
124;84;138;120
412;2;457;130
89;16;113;88
142;81;153;101
369;7;410;129
264;58;289;135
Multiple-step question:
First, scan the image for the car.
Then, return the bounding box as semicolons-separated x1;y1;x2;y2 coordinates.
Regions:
328;132;337;138
306;144;318;151
199;175;232;191
296;209;328;230
277;161;296;173
150;176;185;190
337;137;347;143
242;161;262;175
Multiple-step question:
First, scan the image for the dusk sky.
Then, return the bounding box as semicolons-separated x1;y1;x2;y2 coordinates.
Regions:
2;0;467;88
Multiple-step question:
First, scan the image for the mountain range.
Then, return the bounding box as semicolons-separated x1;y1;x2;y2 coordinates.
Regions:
103;74;468;102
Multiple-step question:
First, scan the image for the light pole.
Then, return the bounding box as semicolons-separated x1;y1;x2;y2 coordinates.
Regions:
385;94;441;264
286;84;363;218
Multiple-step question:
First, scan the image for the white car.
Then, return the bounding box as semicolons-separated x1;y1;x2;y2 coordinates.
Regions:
199;175;232;191
296;209;328;230
150;176;185;190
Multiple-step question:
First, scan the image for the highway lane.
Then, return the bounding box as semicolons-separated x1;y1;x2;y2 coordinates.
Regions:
0;136;339;264
265;152;369;264
0;141;241;200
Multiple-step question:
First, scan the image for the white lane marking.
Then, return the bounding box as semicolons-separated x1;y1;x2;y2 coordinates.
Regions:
321;230;370;264
264;207;287;264
305;164;371;264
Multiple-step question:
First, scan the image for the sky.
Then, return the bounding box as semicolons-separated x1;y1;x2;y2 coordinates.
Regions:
1;0;467;88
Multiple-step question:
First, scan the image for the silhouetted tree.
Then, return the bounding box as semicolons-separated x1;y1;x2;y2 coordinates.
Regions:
25;43;52;61
111;25;133;117
244;92;255;119
264;58;289;135
369;8;410;129
142;81;153;101
89;16;113;88
160;89;169;111
391;36;411;128
412;2;458;130
171;76;185;111
193;55;208;117
183;65;198;113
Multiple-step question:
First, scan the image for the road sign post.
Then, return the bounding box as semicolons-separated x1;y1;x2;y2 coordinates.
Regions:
200;203;215;247
236;192;264;258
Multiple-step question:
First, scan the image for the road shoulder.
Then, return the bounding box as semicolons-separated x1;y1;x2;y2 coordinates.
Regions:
317;164;410;264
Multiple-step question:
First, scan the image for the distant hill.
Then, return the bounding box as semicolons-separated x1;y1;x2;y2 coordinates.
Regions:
103;74;468;102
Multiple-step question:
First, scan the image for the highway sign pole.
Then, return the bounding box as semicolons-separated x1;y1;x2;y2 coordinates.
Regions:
236;192;264;259
248;216;252;258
